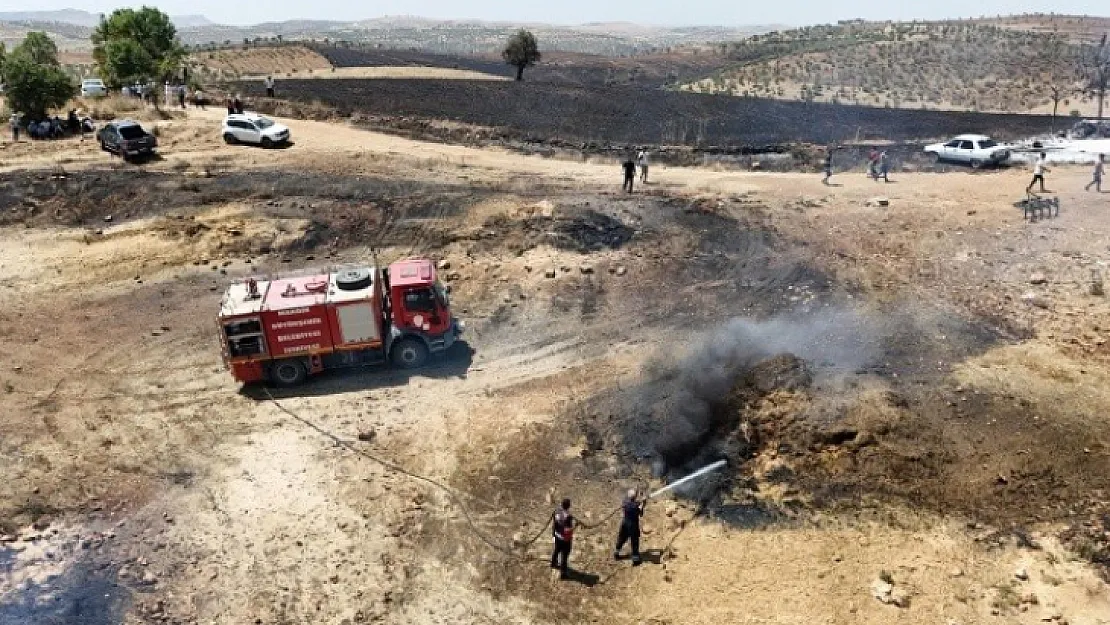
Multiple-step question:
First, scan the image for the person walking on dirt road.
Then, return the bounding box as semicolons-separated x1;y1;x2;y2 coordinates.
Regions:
1027;152;1050;195
622;156;637;193
614;489;645;565
265;75;276;98
551;498;575;580
637;149;650;184
1086;155;1105;193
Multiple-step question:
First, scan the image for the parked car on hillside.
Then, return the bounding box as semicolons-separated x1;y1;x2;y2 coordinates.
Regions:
97;120;157;161
221;113;291;148
923;134;1011;168
80;78;107;98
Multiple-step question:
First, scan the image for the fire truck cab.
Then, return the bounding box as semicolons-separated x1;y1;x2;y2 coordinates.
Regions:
218;258;462;386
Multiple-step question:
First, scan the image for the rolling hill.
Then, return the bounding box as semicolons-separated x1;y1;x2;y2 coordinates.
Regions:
681;16;1105;115
0;9;778;56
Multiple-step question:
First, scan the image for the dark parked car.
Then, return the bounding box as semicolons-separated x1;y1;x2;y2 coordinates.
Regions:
97;120;157;160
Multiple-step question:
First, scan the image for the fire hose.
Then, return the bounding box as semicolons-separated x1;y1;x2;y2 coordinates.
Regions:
263;387;727;560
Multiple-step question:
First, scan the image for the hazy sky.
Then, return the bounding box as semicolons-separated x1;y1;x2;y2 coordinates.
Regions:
2;0;1107;26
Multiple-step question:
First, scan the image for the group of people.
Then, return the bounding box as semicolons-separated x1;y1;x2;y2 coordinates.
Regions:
1026;151;1107;195
621;149;650;193
9;110;93;142
550;488;646;580
225;94;246;115
822;146;890;185
120;82;209;109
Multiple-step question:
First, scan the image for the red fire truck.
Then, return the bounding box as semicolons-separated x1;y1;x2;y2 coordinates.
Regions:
217;258;463;386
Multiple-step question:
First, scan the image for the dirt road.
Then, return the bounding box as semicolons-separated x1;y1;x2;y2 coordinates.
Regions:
3;107;1110;624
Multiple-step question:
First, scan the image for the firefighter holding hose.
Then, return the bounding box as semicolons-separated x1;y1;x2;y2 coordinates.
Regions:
614;488;645;565
550;498;574;580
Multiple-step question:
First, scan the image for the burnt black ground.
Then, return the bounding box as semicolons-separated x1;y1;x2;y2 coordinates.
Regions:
235;78;1057;147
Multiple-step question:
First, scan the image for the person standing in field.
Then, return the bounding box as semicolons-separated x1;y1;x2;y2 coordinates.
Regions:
265;75;276;98
867;146;879;179
877;150;891;182
1027;152;1050;195
613;489;645;565
1086;154;1105;193
550;498;574;580
822;148;834;185
636;149;650;184
622;155;637;193
9;113;21;142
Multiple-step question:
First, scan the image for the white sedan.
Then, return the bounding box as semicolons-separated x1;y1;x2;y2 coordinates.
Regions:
221;113;291;148
924;134;1011;168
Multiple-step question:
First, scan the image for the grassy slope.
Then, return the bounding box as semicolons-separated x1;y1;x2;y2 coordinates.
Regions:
683;17;1102;114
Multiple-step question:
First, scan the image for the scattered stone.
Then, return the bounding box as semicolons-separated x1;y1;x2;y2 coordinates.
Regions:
615;265;627;276
1021;291;1050;309
1015;567;1029;581
579;264;594;275
104;215;113;223
12;365;21;372
870;574;910;608
357;429;376;442
1029;272;1048;285
950;567;964;578
865;197;890;207
437;260;451;270
545;268;557;279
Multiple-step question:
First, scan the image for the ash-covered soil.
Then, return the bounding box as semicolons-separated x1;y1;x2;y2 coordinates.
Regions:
4;107;1110;624
236;78;1056;147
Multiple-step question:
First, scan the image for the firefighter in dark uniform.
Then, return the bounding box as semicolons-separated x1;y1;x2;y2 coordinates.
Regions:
551;498;574;579
614;488;645;564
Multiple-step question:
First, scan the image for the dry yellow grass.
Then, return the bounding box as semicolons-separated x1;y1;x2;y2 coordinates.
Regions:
188;45;332;79
73;95;184;122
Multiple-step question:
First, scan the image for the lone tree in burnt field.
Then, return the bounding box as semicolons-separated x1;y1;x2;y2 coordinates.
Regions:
1078;33;1110;119
503;29;540;81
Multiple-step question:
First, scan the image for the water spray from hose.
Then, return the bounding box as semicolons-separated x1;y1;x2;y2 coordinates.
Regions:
648;459;728;499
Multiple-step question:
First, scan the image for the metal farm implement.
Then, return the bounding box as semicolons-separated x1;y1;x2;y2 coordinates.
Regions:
1014;194;1060;222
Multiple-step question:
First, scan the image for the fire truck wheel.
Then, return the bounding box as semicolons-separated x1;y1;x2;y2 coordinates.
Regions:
270;359;307;386
391;338;428;369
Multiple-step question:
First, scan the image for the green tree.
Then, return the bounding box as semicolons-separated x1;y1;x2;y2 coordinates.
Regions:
502;29;540;81
1038;34;1074;131
18;32;59;66
1078;33;1110;119
92;7;185;89
1;32;74;118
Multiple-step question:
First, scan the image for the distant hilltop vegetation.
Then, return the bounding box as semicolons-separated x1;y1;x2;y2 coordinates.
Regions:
680;15;1110;115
